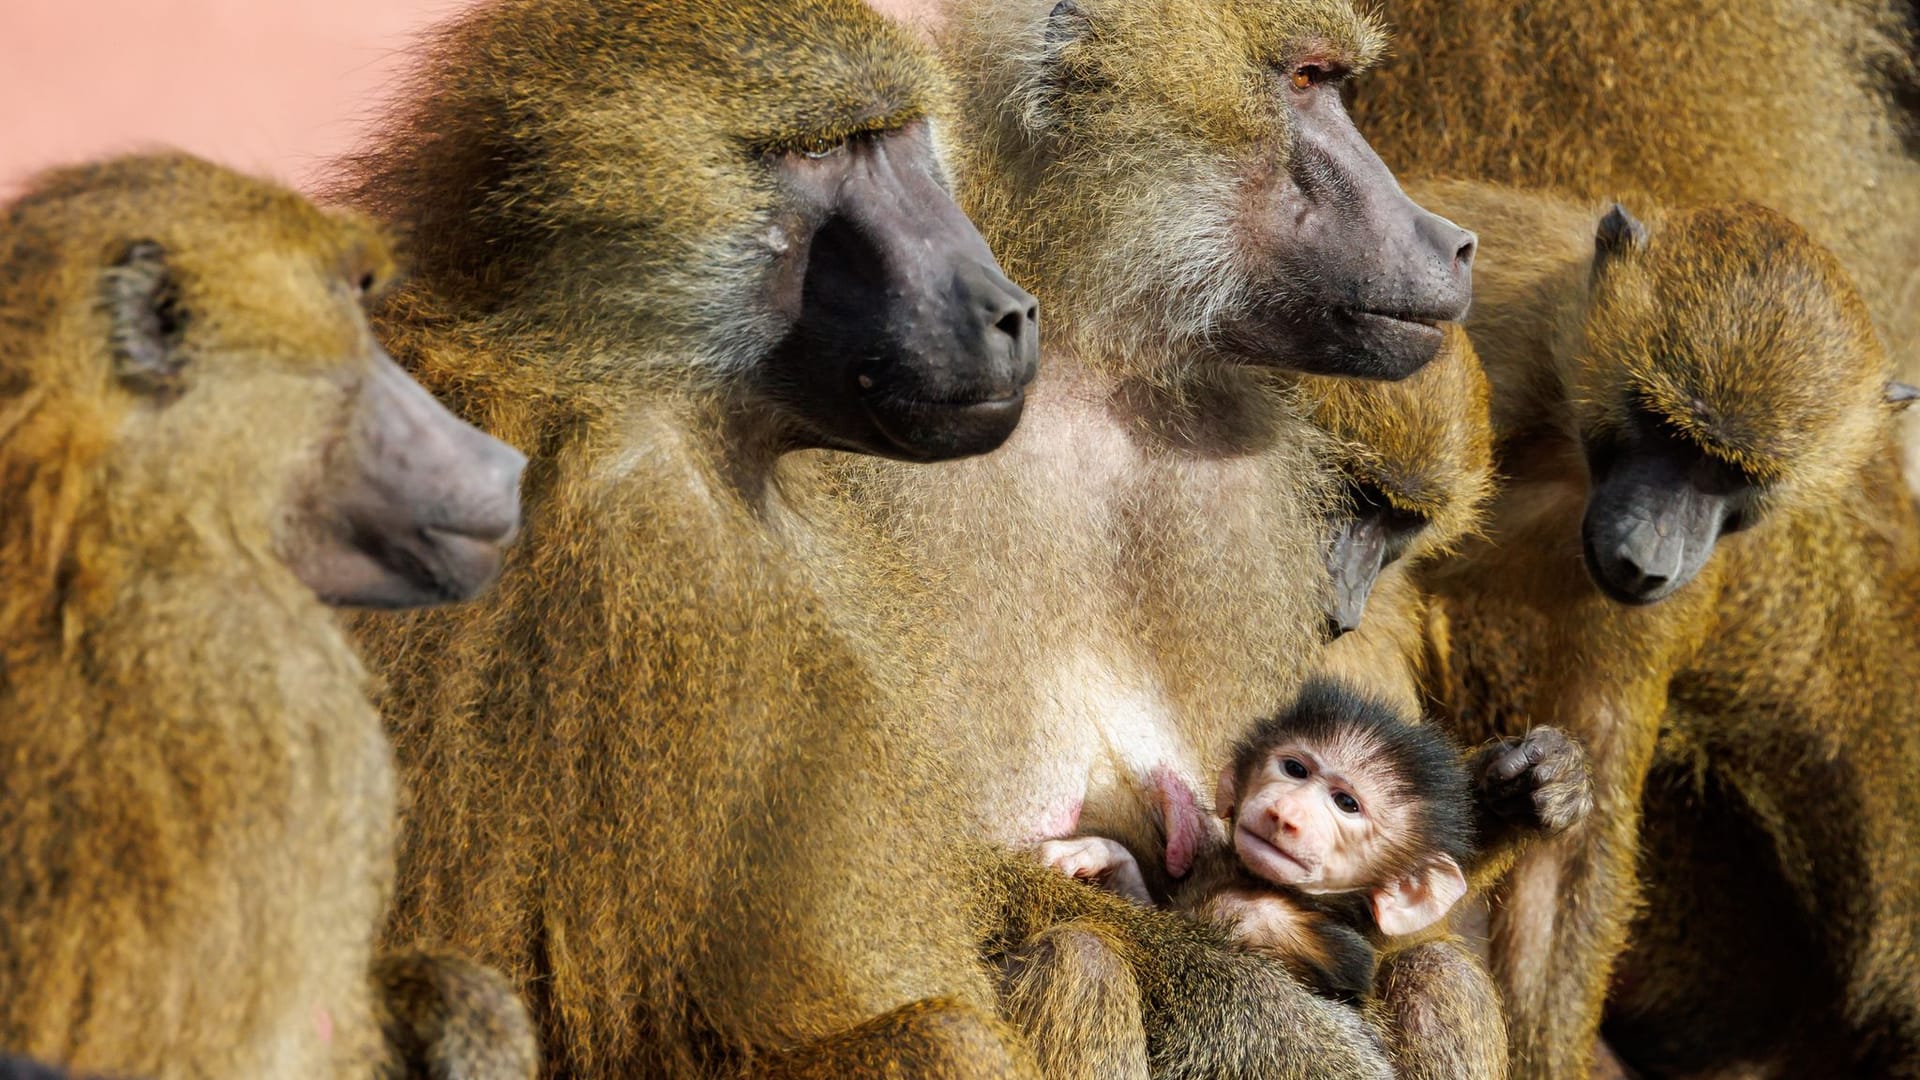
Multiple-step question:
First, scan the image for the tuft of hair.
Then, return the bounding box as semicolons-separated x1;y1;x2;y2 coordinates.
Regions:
1232;677;1475;872
1576;202;1893;506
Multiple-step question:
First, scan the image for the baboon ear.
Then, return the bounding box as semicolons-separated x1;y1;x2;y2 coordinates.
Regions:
1020;0;1094;133
1593;204;1650;267
1370;856;1468;937
101;239;189;397
1044;0;1092;53
1886;381;1920;411
1213;764;1239;820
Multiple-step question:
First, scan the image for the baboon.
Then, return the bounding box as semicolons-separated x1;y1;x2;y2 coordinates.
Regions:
332;0;1075;1075
1411;178;1920;1076
1298;325;1494;713
0;154;530;1078
788;0;1505;1074
1349;0;1920;389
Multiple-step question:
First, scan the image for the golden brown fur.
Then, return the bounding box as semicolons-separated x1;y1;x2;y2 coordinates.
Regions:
1412;178;1915;1076
333;0;1037;1076
978;846;1503;1080
786;0;1502;1074
1300;325;1495;711
374;953;540;1080
1350;0;1920;384
0;153;532;1079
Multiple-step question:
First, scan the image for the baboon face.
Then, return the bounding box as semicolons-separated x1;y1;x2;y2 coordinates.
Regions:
98;223;524;609
1324;484;1430;637
1218;59;1476;380
386;0;1037;463
760;122;1039;462
1008;0;1474;378
1579;415;1760;606
1305;326;1493;634
1576;203;1892;605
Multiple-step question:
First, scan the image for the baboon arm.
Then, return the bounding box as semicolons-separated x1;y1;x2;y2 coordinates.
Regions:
1367;939;1508;1080
750;998;1038;1080
372;949;539;1080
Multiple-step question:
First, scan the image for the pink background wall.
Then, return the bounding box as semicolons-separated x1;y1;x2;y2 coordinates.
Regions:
0;0;936;199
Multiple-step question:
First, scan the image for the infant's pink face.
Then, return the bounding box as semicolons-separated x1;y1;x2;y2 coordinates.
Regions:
1230;741;1404;892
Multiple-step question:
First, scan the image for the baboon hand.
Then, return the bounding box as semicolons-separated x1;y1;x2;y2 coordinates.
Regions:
1034;837;1153;904
1473;727;1594;836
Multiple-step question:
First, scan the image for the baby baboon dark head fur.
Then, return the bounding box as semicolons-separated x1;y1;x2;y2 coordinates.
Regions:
338;0;1037;463
1569;202;1904;603
943;0;1476;381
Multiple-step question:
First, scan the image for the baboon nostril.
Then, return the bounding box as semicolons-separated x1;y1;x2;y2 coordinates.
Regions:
1613;553;1669;594
996;309;1026;339
1455;234;1478;269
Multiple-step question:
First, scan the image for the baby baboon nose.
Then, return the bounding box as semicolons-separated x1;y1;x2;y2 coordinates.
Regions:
1269;805;1297;834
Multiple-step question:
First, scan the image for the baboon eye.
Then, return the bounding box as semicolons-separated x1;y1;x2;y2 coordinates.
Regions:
796;135;847;159
1290;64;1338;92
1283;758;1310;780
1332;791;1361;815
357;272;376;294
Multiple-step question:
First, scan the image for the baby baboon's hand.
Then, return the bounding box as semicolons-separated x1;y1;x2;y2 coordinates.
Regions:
1035;836;1153;904
1473;727;1594;836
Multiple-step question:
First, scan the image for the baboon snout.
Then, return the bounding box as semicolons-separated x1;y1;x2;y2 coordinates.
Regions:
1380;208;1475;325
949;258;1039;393
1589;533;1686;603
853;252;1039;462
295;351;526;609
1582;483;1725;607
1324;517;1389;640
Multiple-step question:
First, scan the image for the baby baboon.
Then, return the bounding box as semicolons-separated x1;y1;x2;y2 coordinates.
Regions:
1041;679;1479;1002
1413;177;1920;1077
1296;325;1494;712
790;0;1501;1074
0;154;529;1078
335;0;1056;1076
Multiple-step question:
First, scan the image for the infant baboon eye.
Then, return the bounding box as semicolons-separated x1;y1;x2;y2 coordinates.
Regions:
1332;791;1361;815
1283;758;1310;780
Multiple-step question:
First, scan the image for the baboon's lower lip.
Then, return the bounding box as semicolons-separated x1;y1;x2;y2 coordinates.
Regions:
1351;309;1446;331
859;391;1027;462
414;527;511;598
